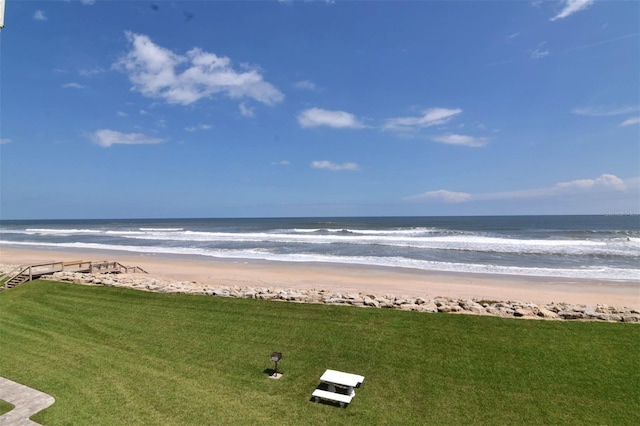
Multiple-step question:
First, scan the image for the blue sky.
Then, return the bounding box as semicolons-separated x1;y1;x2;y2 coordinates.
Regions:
1;0;638;219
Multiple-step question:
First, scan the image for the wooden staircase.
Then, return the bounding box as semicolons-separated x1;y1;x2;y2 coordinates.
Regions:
5;273;30;289
1;260;147;290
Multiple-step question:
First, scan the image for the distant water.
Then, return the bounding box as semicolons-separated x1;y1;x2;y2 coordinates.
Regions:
1;216;638;282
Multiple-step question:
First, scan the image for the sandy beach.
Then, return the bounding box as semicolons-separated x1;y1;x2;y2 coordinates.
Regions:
2;247;639;309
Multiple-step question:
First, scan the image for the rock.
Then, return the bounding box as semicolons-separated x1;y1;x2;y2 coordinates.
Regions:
622;313;640;323
460;300;486;315
545;304;562;313
379;300;395;309
514;308;537;317
419;302;438;313
596;313;623;322
399;304;418;311
495;307;515;317
584;307;599;318
363;297;380;308
558;310;585;320
258;293;277;300
434;298;450;307
438;304;463;313
285;292;305;301
537;307;560;319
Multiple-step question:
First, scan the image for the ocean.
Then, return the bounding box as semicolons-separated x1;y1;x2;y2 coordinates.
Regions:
0;216;638;282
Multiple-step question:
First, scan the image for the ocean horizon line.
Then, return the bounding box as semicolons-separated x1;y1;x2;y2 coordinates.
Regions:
2;213;639;223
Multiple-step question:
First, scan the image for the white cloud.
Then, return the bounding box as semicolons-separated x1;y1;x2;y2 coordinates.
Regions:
298;108;365;129
557;174;626;191
431;134;488;148
117;111;128;117
480;174;628;199
185;124;211;132
80;0;96;5
572;105;639;116
383;108;462;132
294;80;317;90
62;82;86;89
271;160;290;166
0;138;13;145
33;10;47;21
139;109;149;115
506;32;521;40
405;190;472;203
311;161;360;171
550;0;595;21
79;67;106;76
529;42;549;59
621;116;640;126
89;129;165;148
114;32;284;107
239;102;255;118
554;178;595;190
564;32;639;52
406;174;629;203
530;48;549;59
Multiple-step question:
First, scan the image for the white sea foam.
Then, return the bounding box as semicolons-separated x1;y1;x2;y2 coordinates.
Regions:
110;229;638;257
105;231;145;235
23;228;103;236
289;227;441;236
1;240;638;281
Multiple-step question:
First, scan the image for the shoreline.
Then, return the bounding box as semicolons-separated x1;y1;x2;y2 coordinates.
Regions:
1;247;639;309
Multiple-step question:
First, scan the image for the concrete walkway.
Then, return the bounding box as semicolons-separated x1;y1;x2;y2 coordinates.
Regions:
0;377;55;426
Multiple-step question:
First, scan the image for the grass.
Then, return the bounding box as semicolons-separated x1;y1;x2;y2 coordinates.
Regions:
0;400;14;416
0;280;638;425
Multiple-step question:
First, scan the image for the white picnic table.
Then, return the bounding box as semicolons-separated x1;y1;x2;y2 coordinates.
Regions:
312;369;365;407
320;369;364;394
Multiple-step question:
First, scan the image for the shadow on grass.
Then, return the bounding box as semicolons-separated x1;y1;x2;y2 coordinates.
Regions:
308;395;349;408
262;368;279;376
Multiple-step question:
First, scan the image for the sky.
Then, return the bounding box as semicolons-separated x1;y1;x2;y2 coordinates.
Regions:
0;0;639;219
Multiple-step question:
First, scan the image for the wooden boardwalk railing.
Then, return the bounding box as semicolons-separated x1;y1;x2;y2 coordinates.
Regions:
1;260;147;290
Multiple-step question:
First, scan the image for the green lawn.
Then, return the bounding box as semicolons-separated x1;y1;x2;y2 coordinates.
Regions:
0;280;638;425
0;400;14;416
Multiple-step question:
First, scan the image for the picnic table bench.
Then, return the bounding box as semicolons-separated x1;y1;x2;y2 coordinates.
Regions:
312;369;365;407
